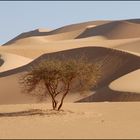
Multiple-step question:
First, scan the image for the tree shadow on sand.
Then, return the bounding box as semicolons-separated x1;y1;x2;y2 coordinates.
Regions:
0;109;72;118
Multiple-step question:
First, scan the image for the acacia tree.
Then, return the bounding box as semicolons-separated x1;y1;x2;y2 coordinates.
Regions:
20;57;101;111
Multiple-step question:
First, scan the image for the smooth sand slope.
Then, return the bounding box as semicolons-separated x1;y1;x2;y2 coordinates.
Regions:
110;69;140;93
115;39;140;54
0;52;32;72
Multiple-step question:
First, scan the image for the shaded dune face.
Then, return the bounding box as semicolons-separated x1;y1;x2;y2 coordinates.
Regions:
35;47;140;102
78;86;140;102
47;20;110;34
35;47;140;87
0;47;140;103
76;21;140;40
1;47;140;80
0;55;4;67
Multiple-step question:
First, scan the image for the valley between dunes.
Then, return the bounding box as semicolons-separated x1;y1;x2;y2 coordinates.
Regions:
0;19;140;138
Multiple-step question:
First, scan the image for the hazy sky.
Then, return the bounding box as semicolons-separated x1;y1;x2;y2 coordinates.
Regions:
0;1;140;45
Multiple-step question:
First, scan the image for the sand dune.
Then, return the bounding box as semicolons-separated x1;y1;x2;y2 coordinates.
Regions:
114;39;140;54
1;19;140;59
48;20;110;34
1;37;140;58
0;19;140;104
3;20;110;46
3;28;86;46
0;73;37;104
109;69;140;93
1;19;140;138
0;52;32;73
0;47;140;104
77;21;140;39
3;28;51;46
3;19;139;46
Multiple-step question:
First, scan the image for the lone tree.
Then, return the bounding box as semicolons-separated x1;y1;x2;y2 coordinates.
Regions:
20;57;101;111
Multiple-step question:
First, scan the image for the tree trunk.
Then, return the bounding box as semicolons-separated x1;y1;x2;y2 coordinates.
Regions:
51;96;57;110
52;100;55;110
45;83;57;110
57;84;70;111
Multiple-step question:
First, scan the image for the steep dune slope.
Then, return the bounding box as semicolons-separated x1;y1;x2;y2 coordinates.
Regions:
0;47;140;104
77;21;140;39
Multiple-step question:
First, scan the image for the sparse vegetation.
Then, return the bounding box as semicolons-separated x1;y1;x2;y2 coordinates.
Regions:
20;57;101;111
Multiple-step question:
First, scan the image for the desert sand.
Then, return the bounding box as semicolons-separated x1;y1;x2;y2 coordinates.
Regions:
0;19;140;139
0;103;140;139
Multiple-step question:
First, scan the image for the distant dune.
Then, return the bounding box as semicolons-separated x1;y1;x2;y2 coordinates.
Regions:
3;20;110;46
77;21;140;39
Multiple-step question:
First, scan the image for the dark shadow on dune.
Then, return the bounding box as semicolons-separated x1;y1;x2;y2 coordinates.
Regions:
76;20;140;40
77;86;140;102
126;19;140;24
0;109;68;118
0;46;139;88
0;109;44;117
0;55;4;67
0;46;140;102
